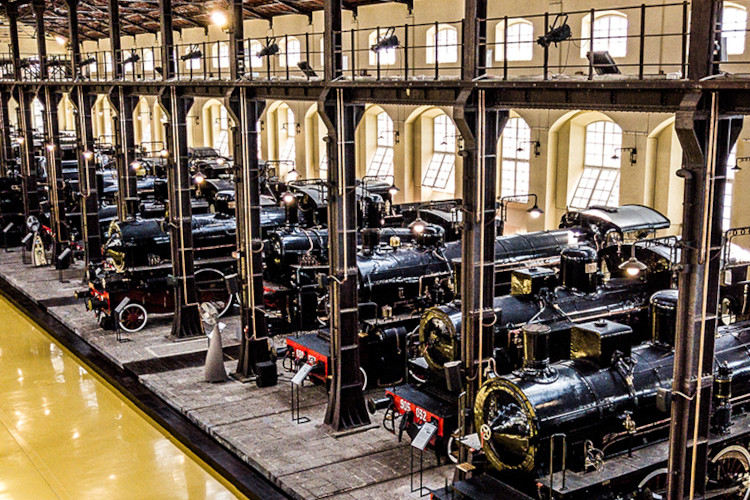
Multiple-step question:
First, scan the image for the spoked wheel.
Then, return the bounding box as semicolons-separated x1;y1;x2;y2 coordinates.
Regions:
446;428;460;464
637;468;667;499
196;268;233;317
709;445;750;498
118;303;148;333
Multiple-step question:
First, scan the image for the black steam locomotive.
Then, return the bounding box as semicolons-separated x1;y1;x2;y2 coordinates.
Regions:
82;213;238;332
449;291;750;499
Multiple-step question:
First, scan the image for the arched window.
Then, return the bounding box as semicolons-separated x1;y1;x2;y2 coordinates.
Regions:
184;45;201;70
280;107;296;163
369;30;397;66
496;19;534;61
143;48;154;72
426;25;459;64
280;37;301;68
213;42;230;69
581;12;628;58
137;100;152;149
249;41;264;68
500;118;531;197
366;112;395;180
104;52;113;75
422;114;456;191
724;144;738;231
723;3;748;55
570;120;622;209
32;98;44;133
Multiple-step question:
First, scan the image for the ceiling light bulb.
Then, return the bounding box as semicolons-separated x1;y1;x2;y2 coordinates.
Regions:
210;11;228;28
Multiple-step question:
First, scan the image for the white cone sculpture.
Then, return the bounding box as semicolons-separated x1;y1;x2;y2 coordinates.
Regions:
201;302;227;383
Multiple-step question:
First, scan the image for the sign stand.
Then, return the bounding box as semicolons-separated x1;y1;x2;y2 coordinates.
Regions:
290;363;313;424
410;422;437;496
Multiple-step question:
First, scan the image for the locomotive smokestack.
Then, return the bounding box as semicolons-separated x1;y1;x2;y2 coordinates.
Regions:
361;228;380;255
522;323;552;375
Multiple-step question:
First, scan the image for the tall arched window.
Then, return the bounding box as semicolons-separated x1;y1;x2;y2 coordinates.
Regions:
723;3;748;55
581;12;628;58
724;144;738;231
426;25;459;64
422;114;456;191
249;41;264;68
213;42;230;69
280;37;301;68
137;99;152;149
280;107;296;163
32;98;44;133
496;19;534;61
366;112;395;180
104;52;113;75
369;30;397;66
500;118;531;197
143;48;154;72
570;120;622;209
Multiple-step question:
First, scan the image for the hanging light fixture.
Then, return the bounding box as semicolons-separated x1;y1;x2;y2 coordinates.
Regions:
286;168;299;182
619;244;648;277
526;203;544;219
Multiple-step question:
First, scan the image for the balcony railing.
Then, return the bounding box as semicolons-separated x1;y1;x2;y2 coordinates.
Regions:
4;2;740;85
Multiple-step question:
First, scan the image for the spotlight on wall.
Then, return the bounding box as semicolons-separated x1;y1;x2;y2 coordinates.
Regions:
297;61;317;78
78;57;97;68
257;40;280;58
122;52;140;65
180;49;203;62
371;27;400;53
537;13;571;48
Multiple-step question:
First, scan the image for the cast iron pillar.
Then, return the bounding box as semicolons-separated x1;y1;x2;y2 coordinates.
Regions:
34;0;69;257
229;0;244;80
228;91;273;381
68;0;101;265
158;0;201;338
0;90;13;177
453;90;507;465
318;88;369;431
7;2;38;223
324;0;343;81
462;0;488;80
160;88;202;339
109;0;138;219
666;93;743;499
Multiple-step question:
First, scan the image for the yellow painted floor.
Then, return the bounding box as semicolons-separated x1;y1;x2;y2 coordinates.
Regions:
0;296;242;500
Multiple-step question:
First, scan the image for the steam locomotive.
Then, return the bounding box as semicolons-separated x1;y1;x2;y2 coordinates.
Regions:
81;213;238;332
367;241;675;462
438;291;750;500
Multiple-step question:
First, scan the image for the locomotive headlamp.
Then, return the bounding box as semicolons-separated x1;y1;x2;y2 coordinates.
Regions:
193;172;206;184
526;203;544;219
388;183;399;197
160;149;169;158
409;216;427;235
286;168;299;182
282;191;295;204
619;245;647;277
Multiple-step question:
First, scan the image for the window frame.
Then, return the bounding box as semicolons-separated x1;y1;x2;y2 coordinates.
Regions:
426;24;459;64
580;11;629;59
422;114;456;191
495;19;534;62
366;112;395;180
723;3;748;55
280;37;302;68
569;120;623;210
500;117;531;198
